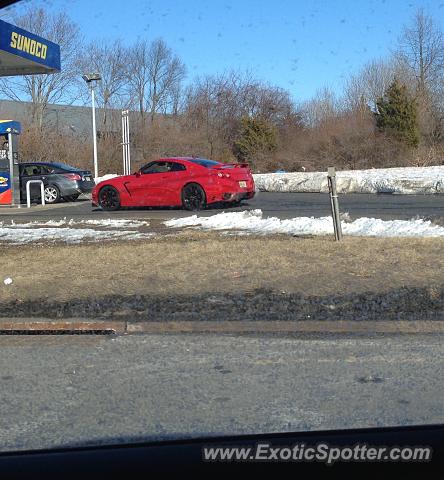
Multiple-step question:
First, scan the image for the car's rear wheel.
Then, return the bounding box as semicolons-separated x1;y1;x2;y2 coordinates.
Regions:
99;186;120;211
182;183;206;211
44;185;60;204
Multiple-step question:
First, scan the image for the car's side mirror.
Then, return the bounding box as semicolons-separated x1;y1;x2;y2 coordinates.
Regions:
135;170;141;177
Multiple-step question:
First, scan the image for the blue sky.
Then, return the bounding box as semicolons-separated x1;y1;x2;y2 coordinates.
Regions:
6;0;444;102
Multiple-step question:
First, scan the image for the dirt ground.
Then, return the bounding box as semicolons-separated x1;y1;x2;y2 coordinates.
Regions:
0;232;443;308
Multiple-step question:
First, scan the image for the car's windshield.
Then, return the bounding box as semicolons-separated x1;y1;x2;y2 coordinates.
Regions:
0;0;443;468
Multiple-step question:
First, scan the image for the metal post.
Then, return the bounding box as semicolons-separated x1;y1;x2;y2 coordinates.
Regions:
26;180;45;208
121;113;125;174
126;112;131;174
121;110;131;175
91;86;99;179
327;167;342;241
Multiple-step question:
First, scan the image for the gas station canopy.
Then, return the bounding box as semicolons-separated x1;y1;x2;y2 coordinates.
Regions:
0;120;21;135
0;19;60;76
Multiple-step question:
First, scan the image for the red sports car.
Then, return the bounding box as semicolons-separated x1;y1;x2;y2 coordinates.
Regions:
91;157;255;211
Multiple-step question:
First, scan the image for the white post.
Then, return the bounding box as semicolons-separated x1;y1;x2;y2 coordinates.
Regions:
126;112;131;174
91;86;99;179
26;180;45;208
121;112;126;174
121;110;131;175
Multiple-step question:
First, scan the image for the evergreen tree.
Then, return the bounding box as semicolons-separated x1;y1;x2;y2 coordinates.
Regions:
374;80;420;147
233;116;277;164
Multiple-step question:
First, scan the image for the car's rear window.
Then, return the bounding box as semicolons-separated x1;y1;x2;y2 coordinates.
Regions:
188;159;221;168
189;159;234;169
48;162;82;171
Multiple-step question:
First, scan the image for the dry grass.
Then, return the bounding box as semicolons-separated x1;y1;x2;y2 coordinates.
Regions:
0;232;443;302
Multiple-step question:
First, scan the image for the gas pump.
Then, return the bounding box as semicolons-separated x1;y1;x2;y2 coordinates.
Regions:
0;120;21;206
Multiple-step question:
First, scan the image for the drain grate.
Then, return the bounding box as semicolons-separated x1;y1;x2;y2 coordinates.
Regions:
0;329;116;335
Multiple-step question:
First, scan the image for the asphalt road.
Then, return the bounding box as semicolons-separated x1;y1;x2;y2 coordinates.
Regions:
0;332;443;452
1;192;443;222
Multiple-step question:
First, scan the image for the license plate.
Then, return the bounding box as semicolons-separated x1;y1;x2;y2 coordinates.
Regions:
239;181;247;188
84;176;91;181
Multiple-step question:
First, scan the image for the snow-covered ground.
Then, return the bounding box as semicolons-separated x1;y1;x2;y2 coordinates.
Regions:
254;165;444;194
165;209;444;238
6;218;149;229
0;218;152;244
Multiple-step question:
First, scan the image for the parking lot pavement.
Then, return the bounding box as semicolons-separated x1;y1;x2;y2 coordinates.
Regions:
0;192;443;223
0;332;443;452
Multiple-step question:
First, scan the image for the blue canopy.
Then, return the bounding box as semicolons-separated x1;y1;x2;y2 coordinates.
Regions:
0;19;60;76
0;120;21;135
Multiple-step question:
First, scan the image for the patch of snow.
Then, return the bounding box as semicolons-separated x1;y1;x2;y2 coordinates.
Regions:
94;174;119;185
253;165;444;194
164;209;444;238
78;219;149;228
3;218;149;229
0;226;153;244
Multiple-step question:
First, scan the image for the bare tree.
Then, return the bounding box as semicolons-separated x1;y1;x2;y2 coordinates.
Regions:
397;8;444;95
126;38;186;124
0;8;82;128
147;39;186;122
184;71;298;159
300;87;341;127
80;39;128;129
344;58;399;112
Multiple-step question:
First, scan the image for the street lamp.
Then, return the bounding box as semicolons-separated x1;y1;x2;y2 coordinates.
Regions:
82;72;101;179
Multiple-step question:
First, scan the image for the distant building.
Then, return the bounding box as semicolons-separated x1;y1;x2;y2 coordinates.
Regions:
0;99;135;136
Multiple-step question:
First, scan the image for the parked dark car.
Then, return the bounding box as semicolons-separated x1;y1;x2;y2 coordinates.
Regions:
19;162;95;204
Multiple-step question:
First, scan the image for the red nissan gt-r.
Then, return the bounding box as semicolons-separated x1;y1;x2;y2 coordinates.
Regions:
92;157;255;211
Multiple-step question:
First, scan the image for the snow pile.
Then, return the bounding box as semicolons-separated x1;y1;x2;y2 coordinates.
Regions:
253;165;444;194
94;174;119;185
164;209;444;237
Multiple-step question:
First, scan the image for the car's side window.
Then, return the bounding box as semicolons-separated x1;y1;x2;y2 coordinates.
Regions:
170;162;186;172
39;166;52;174
23;165;41;176
141;162;174;174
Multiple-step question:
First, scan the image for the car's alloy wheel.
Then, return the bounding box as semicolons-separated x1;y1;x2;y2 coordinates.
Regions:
99;186;120;211
182;183;206;211
44;185;60;204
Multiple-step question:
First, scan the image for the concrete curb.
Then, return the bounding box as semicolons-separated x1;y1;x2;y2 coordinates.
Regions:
0;319;444;334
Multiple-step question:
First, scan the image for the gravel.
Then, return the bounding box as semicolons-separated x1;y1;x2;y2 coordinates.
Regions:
1;285;443;321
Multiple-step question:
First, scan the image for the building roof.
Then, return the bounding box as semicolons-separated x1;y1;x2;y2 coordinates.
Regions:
0;99;130;135
0;19;60;76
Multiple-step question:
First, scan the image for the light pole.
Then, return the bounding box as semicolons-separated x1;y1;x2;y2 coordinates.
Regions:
82;73;101;179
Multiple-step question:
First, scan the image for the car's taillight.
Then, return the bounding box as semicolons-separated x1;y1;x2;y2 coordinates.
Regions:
63;173;82;181
217;172;231;178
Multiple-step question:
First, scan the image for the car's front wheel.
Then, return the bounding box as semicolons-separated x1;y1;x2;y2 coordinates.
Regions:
182;183;206;211
98;186;120;211
44;185;61;204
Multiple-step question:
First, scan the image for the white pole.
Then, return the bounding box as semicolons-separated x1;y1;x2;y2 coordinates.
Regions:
121;112;125;174
91;86;98;179
126;113;131;174
121;110;131;175
124;113;128;174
